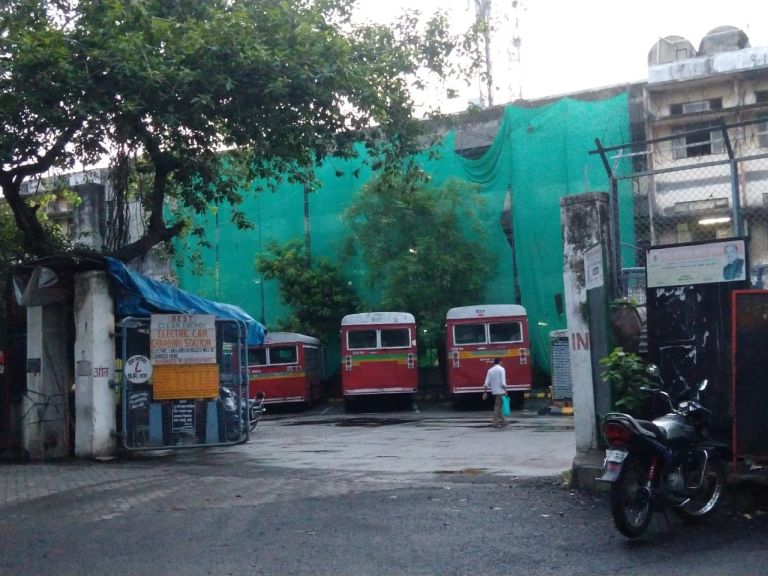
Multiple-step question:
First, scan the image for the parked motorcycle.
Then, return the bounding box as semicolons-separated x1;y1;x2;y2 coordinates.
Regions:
220;386;266;442
600;365;727;538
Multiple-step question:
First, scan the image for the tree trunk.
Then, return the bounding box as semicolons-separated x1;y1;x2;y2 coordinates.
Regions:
0;176;57;258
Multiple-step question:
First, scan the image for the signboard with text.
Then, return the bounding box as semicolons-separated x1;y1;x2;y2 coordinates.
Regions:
647;238;747;288
585;244;604;290
150;314;216;365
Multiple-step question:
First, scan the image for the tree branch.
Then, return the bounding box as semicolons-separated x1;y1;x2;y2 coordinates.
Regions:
9;120;84;183
109;221;184;263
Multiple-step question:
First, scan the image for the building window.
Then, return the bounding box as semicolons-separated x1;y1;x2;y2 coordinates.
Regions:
669;98;723;116
758;114;768;148
672;122;724;159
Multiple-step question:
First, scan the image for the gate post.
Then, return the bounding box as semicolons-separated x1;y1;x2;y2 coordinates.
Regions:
74;270;116;457
23;304;70;459
560;192;612;458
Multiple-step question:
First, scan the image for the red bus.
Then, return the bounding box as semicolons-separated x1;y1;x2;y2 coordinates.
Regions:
248;332;322;407
445;304;532;407
340;312;418;401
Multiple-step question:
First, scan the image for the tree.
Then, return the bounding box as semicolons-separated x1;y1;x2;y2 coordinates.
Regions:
0;194;71;331
343;164;495;351
1;0;462;262
256;239;360;344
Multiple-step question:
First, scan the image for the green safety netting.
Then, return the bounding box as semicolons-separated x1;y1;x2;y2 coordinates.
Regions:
174;93;633;377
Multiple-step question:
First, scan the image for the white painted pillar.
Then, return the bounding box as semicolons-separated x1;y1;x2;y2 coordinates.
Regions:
23;305;70;459
560;193;612;453
74;270;117;457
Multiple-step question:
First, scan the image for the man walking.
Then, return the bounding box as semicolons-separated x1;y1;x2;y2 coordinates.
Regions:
482;358;508;428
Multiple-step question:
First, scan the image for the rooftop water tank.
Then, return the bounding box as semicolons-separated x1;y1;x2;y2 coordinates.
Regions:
648;35;696;66
699;26;750;55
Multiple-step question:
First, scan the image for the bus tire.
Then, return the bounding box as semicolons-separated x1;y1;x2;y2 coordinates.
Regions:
510;392;525;410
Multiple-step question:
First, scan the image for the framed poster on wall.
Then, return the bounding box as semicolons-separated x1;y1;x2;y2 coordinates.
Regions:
647;238;747;288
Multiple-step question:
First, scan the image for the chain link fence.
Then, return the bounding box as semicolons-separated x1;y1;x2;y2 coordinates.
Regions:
597;118;768;301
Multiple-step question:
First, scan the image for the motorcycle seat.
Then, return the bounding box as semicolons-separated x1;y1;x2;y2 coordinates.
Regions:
635;419;666;441
604;412;666;441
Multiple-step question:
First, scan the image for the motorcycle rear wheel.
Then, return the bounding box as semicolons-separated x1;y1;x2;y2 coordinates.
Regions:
610;454;653;538
672;454;725;522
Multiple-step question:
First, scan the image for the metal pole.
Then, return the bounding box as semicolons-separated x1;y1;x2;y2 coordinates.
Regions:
593;138;621;299
257;204;265;325
720;119;743;237
303;183;311;265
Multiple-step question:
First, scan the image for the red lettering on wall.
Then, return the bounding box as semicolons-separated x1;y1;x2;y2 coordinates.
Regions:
571;332;590;351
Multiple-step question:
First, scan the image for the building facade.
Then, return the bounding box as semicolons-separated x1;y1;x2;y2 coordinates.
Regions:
640;26;768;271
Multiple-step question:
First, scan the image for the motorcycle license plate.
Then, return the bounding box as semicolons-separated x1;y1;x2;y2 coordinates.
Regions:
605;449;628;463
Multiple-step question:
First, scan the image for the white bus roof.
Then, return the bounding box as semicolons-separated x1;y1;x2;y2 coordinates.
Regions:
261;332;321;346
341;312;415;326
446;304;527;320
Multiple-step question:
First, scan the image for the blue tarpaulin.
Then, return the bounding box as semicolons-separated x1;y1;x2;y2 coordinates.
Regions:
104;257;265;346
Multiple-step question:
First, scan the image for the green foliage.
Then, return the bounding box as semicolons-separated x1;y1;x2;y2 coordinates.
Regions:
256;239;360;344
343;164;495;353
1;0;464;261
599;347;653;415
0;199;70;333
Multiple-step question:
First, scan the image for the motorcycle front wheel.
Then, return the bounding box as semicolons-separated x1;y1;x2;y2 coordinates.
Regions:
610;453;653;538
672;452;725;522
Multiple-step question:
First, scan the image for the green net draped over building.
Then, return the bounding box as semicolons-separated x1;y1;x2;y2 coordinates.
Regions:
175;93;632;377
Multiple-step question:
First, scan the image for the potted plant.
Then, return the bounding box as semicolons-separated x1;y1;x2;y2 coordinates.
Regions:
599;347;654;416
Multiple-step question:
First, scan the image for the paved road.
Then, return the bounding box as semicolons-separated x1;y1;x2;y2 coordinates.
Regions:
1;401;766;576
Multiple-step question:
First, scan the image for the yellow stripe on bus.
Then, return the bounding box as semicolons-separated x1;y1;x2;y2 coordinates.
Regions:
456;349;524;360
250;372;305;380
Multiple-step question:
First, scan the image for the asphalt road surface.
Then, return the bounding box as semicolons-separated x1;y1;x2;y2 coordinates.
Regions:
2;401;766;576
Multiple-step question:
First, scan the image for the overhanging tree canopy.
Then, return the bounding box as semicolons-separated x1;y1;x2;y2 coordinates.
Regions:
0;0;462;262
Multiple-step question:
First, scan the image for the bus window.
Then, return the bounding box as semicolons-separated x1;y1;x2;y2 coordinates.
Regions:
489;322;522;343
270;345;298;365
248;347;267;366
348;329;377;349
454;323;486;344
381;328;410;348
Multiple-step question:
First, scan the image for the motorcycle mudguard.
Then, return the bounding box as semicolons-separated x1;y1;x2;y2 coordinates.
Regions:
599;459;624;482
598;450;629;483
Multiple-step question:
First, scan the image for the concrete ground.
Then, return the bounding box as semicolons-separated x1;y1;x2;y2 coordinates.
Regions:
230;397;576;479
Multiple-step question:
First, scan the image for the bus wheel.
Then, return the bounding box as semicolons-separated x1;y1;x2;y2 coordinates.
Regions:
344;397;359;413
510;392;525;410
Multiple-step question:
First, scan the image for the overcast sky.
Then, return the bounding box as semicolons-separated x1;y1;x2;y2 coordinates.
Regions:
353;0;768;111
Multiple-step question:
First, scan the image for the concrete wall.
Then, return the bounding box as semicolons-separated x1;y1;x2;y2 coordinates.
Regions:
23;305;70;459
73;271;116;458
561;192;612;453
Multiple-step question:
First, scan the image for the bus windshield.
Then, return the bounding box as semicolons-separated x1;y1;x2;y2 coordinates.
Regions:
348;329;377;350
489;322;522;343
454;323;486;344
248;347;267;366
270;345;298;365
381;328;410;348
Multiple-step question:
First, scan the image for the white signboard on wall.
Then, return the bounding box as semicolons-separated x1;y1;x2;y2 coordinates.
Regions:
150;314;216;365
647;239;747;288
584;244;604;290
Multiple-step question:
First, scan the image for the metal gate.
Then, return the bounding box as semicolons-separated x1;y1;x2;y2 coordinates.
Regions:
731;290;768;467
117;316;250;450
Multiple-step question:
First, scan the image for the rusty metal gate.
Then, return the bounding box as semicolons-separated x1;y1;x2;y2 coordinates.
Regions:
117;316;250;450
